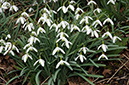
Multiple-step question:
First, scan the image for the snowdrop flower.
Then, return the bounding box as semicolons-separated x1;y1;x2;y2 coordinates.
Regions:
56;60;70;68
82;25;92;35
93;8;102;13
112;36;121;43
75;7;84;14
80;16;93;24
56;36;68;43
28;36;40;44
28;7;34;12
57;6;68;13
92;19;103;27
67;4;74;11
32;1;38;6
38;16;53;26
0;39;5;45
37;27;46;35
91;30;100;38
4;50;15;56
58;20;69;29
2;2;10;9
22;53;33;62
43;7;50;15
107;0;116;5
0;8;3;13
74;14;80;20
50;23;59;31
0;0;5;3
102;31;112;39
52;44;65;55
12;44;19;53
70;0;76;4
21;12;29;17
61;40;72;49
9;5;18;12
0;46;4;53
79;46;89;54
4;42;12;51
23;43;32;49
34;58;45;67
31;31;37;36
53;0;58;3
5;34;11;40
70;24;80;32
56;32;69;38
24;23;35;31
16;17;26;24
26;46;38;53
98;53;108;60
87;0;97;5
97;43;108;52
103;18;114;25
75;53;87;63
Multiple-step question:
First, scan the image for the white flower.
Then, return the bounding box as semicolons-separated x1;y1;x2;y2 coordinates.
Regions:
56;36;68;43
56;60;70;68
70;0;76;4
50;23;58;31
61;41;72;48
87;0;97;5
80;16;93;24
9;5;18;12
98;53;108;60
32;1;38;6
4;50;15;56
102;31;112;39
0;8;3;13
79;47;89;54
28;36;40;44
91;30;100;38
0;0;5;3
38;16;53;26
23;43;32;49
12;44;19;53
112;36;121;43
16;17;26;24
5;34;11;40
4;42;12;51
75;7;84;14
67;4;74;11
97;43;108;52
22;53;33;62
28;7;34;12
107;0;116;5
26;46;38;53
21;12;29;17
0;46;4;53
75;54;87;63
37;27;46;35
52;47;65;55
70;24;80;32
2;2;10;9
74;14;80;20
58;20;69;29
31;31;37;36
92;19;103;27
93;8;102;13
81;25;92;35
34;59;45;67
57;6;68;13
53;0;58;3
56;32;69;38
103;18;114;25
0;39;5;45
24;23;35;31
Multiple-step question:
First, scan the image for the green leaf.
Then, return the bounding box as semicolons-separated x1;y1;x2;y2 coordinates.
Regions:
54;69;61;82
6;76;21;85
35;70;42;85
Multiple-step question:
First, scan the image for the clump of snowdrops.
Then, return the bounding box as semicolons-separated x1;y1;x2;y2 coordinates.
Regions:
0;0;126;85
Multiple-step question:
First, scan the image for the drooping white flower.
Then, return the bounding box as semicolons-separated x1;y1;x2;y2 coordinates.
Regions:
70;24;80;32
12;44;19;53
57;6;68;13
98;53;108;60
53;0;58;3
4;42;12;51
56;32;69;38
38;16;53;26
0;39;5;45
52;46;65;55
16;17;26;24
67;4;74;11
87;0;97;5
79;47;89;54
97;43;108;52
102;31;112;39
28;36;40;44
22;53;33;62
0;46;4;53
92;19;103;27
93;8;102;13
24;23;35;31
56;60;70;68
70;0;76;4
4;50;15;56
103;18;114;25
9;5;18;12
107;0;116;5
28;7;34;12
56;36;68;43
23;43;32;49
0;8;3;13
32;1;38;6
37;27;46;35
61;40;72;49
58;20;69;29
2;2;10;9
0;0;5;3
112;36;121;43
5;34;11;40
31;31;37;36
33;58;45;67
74;14;80;20
26;46;38;53
75;53;87;63
91;30;100;38
75;7;84;14
80;16;93;24
21;12;29;17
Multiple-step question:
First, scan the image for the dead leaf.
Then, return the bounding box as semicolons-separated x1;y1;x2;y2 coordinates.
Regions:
102;69;111;76
5;55;9;60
